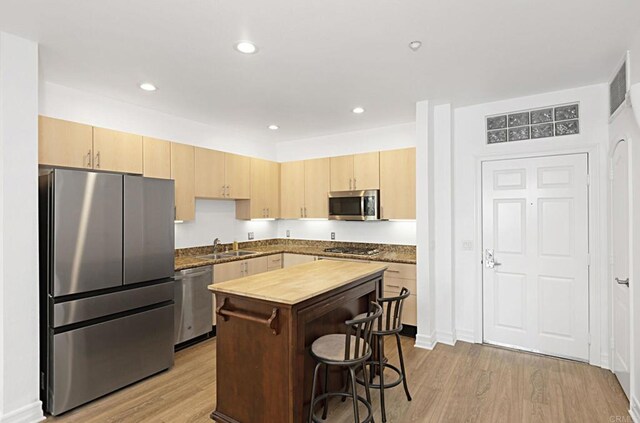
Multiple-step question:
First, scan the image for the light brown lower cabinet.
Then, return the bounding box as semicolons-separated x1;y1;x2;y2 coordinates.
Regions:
282;253;317;268
211;256;270;325
376;261;417;326
208;255;416;328
267;254;283;271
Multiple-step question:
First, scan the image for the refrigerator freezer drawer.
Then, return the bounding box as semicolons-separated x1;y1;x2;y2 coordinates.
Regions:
47;304;174;416
52;280;174;327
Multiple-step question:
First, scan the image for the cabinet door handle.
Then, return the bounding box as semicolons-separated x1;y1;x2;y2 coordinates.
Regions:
85;150;92;168
95;151;100;168
221;185;226;196
386;270;400;273
267;208;270;217
354;178;357;189
349;178;352;190
304;207;307;217
226;185;230;197
300;207;304;218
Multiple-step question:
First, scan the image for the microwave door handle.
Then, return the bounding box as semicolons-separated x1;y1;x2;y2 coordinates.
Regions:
361;196;365;217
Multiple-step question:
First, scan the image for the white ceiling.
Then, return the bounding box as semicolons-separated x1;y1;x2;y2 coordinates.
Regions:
1;0;639;143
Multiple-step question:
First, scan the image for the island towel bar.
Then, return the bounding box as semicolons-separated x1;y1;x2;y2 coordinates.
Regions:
216;298;279;335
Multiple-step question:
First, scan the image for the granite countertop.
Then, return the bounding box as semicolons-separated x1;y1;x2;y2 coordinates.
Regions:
174;239;416;271
209;260;388;305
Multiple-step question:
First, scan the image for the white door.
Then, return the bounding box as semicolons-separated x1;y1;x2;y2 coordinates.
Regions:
611;140;631;398
482;154;590;361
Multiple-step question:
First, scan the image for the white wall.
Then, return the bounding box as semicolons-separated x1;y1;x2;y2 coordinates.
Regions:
452;84;610;366
0;33;43;422
276;220;415;245
276;122;415;162
275;122;417;246
175;200;278;248
39;82;277;160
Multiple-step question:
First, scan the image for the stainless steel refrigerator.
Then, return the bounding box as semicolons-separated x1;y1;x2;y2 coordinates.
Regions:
39;169;176;416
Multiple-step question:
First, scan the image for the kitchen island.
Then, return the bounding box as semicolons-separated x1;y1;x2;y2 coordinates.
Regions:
209;260;387;423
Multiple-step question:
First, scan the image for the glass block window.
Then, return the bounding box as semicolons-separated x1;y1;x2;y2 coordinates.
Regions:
486;103;580;144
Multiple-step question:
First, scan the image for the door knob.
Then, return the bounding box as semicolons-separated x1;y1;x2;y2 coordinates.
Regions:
484;249;502;269
615;277;630;287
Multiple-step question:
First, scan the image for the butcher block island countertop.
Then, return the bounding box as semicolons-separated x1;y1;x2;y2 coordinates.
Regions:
208;260;388;304
209;260;387;423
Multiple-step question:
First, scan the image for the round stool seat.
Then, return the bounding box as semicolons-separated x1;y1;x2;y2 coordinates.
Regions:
311;334;370;362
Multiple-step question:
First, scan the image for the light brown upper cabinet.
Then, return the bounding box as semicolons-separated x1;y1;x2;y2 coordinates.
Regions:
194;148;251;200
92;127;143;174
330;152;379;191
225;153;251;199
171;143;196;221
236;158;280;219
280;158;330;219
195;147;226;198
143;137;171;179
280;161;305;219
39;116;94;169
303;158;330;218
380;148;416;220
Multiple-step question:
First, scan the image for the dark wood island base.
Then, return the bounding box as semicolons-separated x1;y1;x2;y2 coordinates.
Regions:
209;260;387;423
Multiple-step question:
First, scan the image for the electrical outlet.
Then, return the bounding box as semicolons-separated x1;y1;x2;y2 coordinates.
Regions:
462;240;474;251
286;230;290;238
331;232;335;240
248;232;254;240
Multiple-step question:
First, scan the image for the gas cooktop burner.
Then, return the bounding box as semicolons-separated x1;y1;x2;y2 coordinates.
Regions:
323;247;379;256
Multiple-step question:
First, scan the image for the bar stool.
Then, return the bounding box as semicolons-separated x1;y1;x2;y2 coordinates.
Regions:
356;288;412;423
308;302;383;423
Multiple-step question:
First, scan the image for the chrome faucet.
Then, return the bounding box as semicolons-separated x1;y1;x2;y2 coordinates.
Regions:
213;238;221;253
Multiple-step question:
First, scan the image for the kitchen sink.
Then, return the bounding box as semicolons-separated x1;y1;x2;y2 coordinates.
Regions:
197;250;256;260
219;250;256;257
197;253;228;260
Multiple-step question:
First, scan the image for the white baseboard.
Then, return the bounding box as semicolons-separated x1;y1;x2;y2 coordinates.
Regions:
598;352;610;370
1;401;44;423
455;328;476;343
436;330;456;346
630;396;640;423
415;332;436;350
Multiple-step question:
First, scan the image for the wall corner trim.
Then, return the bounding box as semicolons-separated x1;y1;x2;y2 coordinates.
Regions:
630;396;640;423
455;328;476;343
436;330;456;346
415;332;437;350
1;401;45;423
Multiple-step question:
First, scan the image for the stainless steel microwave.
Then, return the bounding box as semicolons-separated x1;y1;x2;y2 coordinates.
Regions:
328;190;379;221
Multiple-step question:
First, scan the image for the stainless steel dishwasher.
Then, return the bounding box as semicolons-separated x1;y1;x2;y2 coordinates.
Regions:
174;266;213;345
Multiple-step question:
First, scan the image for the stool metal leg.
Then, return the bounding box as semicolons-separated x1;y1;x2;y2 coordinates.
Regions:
309;362;322;423
361;363;372;404
378;336;387;423
322;363;329;419
348;367;360;423
395;333;412;401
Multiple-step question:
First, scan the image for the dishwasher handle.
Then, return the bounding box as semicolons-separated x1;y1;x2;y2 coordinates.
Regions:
174;267;213;281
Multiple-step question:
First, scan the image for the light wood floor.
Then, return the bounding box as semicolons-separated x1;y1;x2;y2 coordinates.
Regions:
49;336;630;423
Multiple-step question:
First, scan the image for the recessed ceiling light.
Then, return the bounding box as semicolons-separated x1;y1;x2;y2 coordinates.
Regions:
268;124;279;130
409;41;422;51
139;82;157;91
352;107;365;114
235;41;258;54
